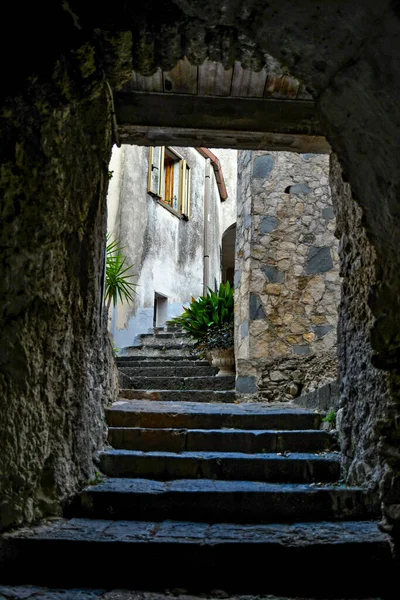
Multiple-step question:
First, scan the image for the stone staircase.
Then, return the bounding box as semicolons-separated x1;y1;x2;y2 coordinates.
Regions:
0;327;395;597
117;327;236;402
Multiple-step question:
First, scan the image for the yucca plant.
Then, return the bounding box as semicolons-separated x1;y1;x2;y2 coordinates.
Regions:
168;281;234;350
105;234;138;312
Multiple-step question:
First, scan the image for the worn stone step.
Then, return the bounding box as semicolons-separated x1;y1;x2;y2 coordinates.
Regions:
80;479;379;523
1;518;392;595
116;356;206;364
0;589;384;600
107;400;321;430
118;390;237;403
140;337;192;348
108;427;335;453
140;332;189;340
118;365;218;377
121;346;198;357
120;375;235;391
99;449;340;483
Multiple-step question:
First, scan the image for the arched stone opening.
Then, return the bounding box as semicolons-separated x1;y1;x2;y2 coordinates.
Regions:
0;2;399;541
222;223;236;286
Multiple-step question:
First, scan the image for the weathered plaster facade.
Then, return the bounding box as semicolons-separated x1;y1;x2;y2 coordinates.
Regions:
235;151;340;401
107;145;237;350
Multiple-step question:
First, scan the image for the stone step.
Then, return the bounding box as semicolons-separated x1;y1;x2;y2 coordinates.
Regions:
118;365;218;377
99;450;341;483
121;346;198;357
119;375;235;391
140;336;192;348
140;332;189;340
106;400;321;430
118;390;237;403
165;324;186;333
80;479;379;523
1;518;392;595
117;356;206;364
0;588;388;600
108;427;335;453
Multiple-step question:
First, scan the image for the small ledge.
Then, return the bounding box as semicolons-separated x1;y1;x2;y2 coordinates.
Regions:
149;193;186;220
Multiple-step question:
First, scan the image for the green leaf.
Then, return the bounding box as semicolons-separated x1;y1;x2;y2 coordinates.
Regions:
105;234;138;309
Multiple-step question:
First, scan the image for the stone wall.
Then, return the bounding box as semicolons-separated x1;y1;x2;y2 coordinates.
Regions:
235;151;340;401
0;33;129;531
329;155;397;521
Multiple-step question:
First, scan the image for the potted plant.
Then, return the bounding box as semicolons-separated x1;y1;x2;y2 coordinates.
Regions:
168;281;235;376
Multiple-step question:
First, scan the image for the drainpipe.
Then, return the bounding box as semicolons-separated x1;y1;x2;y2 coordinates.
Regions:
203;158;211;296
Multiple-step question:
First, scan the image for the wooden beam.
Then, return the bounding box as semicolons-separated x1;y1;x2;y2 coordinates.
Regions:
118;125;331;154
114;91;324;137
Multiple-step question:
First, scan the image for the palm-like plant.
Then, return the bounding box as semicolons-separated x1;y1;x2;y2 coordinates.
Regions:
105;235;138;312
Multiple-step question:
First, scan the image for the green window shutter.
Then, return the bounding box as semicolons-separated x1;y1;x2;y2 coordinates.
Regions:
148;146;164;196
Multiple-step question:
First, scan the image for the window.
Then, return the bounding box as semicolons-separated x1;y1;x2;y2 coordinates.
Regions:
148;146;191;218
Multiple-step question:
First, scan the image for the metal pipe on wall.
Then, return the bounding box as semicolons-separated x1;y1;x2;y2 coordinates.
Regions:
203;158;211;296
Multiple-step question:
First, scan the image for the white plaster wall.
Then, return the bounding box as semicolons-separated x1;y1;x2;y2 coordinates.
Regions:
211;148;238;234
107;145;125;234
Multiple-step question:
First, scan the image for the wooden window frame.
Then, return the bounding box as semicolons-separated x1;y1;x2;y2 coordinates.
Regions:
148;146;191;219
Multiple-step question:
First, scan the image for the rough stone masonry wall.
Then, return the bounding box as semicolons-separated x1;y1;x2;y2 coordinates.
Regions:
0;32;130;531
329;155;399;526
235;151;340;401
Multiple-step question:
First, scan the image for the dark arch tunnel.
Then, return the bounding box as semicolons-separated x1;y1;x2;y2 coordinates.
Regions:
0;1;400;543
222;223;236;286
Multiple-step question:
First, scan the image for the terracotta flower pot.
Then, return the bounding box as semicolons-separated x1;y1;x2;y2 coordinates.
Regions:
210;347;235;376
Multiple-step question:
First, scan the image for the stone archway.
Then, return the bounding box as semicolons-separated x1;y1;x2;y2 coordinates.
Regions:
1;2;400;539
222;223;236;286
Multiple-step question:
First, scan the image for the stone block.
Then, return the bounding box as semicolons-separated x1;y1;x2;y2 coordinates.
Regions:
234;270;241;287
253;154;275;178
286;334;304;345
294;202;305;216
292;345;311;356
301;232;316;244
241;320;249;338
288;183;312;195
249;293;266;320
235;375;258;393
270;370;288;381
242;151;252;167
265;283;281;295
303;332;316;342
295;380;340;411
306;246;334;274
260;215;279;233
262;265;284;283
277;259;290;271
269;314;283;325
313;324;334;338
312;315;328;325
